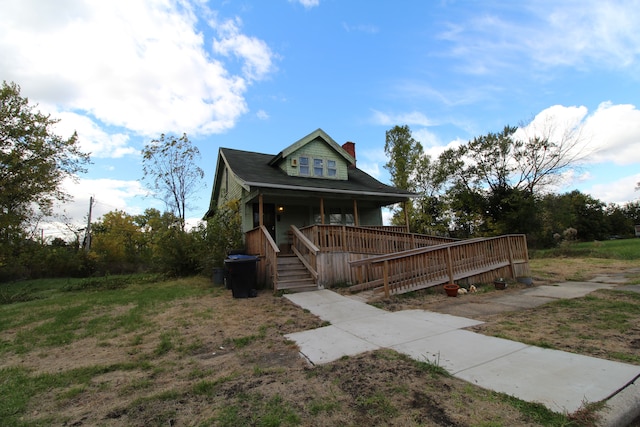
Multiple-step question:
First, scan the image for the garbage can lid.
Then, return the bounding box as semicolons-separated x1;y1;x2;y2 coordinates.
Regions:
226;254;258;261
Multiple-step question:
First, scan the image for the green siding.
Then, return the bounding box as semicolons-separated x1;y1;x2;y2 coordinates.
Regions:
218;166;244;208
281;138;349;180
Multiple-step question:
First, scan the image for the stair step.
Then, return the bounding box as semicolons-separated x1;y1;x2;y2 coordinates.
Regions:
278;279;318;291
280;285;319;293
275;254;317;291
278;264;307;271
278;272;313;281
277;257;303;266
278;266;307;273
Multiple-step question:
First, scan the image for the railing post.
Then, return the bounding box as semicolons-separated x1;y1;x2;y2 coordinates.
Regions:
507;236;516;278
446;247;454;283
383;260;390;298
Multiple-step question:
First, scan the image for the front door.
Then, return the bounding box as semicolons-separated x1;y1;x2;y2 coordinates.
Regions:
253;203;276;241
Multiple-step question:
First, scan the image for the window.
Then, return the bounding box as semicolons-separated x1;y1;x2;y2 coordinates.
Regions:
297;156;339;178
299;156;309;175
314;158;324;176
329;208;342;225
345;213;355;226
327;160;337;177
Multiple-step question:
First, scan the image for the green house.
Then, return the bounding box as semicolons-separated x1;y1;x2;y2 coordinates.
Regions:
204;128;414;251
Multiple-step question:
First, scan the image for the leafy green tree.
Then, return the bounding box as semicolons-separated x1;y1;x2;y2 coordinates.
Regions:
141;133;204;231
207;199;244;268
0;81;90;246
461;126;516;195
384;125;424;227
605;203;633;237
537;191;608;244
410;155;451;235
91;210;146;272
621;201;640;226
568;191;608;241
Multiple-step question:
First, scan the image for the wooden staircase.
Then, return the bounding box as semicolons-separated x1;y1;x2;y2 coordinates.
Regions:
276;254;318;292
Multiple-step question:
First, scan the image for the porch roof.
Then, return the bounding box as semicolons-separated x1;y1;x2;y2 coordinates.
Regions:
221;147;415;201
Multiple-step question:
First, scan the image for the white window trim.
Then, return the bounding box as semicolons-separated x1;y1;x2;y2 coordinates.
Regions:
297;156;339;179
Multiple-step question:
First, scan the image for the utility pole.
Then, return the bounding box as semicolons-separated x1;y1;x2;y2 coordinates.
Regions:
84;196;94;253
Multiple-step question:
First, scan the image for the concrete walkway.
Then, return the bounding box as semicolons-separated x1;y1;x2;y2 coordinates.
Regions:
284;281;640;418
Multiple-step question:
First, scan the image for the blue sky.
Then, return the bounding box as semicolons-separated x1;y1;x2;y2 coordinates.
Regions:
1;0;639;237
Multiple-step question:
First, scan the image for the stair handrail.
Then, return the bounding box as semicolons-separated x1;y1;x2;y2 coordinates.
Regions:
299;224;458;254
260;225;280;290
290;225;319;281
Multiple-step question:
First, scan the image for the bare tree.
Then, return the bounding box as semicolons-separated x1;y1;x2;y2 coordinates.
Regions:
141;133;204;231
512;114;590;195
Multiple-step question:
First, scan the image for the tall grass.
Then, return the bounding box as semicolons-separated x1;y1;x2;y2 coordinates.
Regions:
531;238;640;260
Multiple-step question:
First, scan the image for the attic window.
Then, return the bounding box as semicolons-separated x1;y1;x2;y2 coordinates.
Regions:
313;158;324;176
299;156;309;175
327;160;337;177
297;156;338;178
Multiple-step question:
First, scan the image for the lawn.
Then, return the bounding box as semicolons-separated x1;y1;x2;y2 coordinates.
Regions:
1;238;639;426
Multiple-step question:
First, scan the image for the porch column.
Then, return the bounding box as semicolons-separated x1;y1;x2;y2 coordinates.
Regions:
259;193;264;227
353;199;359;226
319;197;325;224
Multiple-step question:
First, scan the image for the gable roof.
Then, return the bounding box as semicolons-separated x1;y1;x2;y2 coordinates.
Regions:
205;130;416;218
220;147;414;200
268;128;355;167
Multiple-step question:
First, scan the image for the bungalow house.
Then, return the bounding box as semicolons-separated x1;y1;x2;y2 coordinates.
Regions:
205;128;530;295
204;128;414;249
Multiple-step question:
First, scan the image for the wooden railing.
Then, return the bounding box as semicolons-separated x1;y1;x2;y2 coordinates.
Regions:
245;226;280;289
299;225;458;255
360;225;409;233
290;225;319;281
349;234;530;297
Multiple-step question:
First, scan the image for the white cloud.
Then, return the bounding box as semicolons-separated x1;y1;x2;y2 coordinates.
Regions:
342;22;379;34
256;109;270;120
514;103;640;167
371;110;435;127
0;0;275;137
582;103;640;165
587;173;640;205
357;148;387;179
531;1;640;69
425;137;464;160
439;0;640;74
289;0;320;9
51;111;136;159
62;177;151;220
212;16;275;81
43;177;155;240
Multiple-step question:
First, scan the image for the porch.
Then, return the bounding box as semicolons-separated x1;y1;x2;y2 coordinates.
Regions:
245;225;530;297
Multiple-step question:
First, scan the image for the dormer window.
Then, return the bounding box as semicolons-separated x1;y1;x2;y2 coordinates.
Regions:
299;156;310;175
297;155;340;178
313;158;324;176
327;160;337;177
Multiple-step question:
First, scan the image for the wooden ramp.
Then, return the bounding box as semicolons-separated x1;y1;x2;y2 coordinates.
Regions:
246;224;529;296
348;235;529;298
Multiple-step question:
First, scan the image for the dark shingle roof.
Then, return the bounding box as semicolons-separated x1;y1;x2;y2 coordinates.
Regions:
221;147;414;200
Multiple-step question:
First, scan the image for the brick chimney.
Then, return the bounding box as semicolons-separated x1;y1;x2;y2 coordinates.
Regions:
342;141;356;168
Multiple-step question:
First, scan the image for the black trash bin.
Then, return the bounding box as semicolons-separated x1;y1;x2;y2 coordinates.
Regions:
224;254;259;298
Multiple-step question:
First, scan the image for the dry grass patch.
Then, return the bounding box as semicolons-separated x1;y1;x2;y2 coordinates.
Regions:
1;275;581;426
